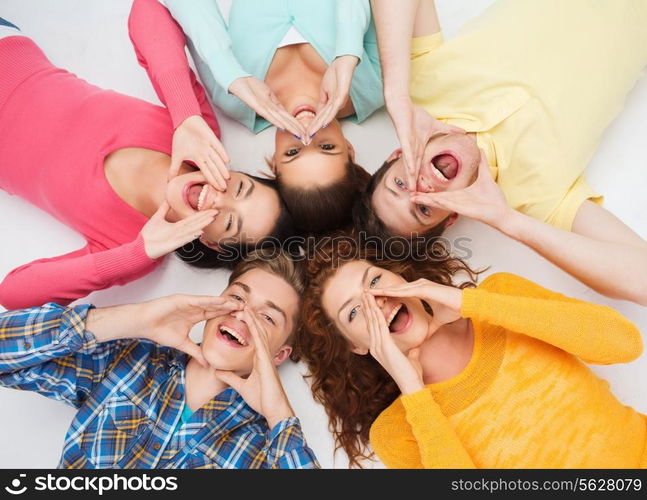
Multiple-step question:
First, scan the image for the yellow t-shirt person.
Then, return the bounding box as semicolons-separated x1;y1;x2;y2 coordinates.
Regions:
409;0;647;230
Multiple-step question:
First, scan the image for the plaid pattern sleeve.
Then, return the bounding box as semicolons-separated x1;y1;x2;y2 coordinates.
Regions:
0;302;120;408
264;416;320;469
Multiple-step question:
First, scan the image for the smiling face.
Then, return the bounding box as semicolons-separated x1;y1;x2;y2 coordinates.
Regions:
273;105;354;189
371;132;480;236
200;268;299;374
165;171;281;248
321;260;432;355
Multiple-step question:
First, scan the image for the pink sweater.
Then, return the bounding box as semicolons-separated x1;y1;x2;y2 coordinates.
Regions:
0;0;220;309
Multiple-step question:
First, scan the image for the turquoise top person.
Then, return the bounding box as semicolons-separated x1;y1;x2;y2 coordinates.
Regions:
163;0;383;132
161;0;383;234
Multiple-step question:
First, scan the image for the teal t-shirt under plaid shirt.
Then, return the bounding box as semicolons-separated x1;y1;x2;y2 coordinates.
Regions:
0;303;320;469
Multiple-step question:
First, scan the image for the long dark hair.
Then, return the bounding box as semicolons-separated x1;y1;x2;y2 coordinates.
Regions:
277;158;370;234
294;231;480;467
175;175;296;269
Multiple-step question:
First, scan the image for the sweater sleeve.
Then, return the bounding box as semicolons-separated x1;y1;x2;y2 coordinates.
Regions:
370;388;476;469
163;0;251;93
0;236;158;310
334;0;371;61
128;0;221;133
461;273;643;365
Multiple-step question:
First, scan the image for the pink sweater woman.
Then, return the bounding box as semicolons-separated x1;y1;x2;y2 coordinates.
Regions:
0;1;294;310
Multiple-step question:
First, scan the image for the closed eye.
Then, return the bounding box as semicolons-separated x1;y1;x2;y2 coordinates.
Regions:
226;214;233;231
236;180;243;198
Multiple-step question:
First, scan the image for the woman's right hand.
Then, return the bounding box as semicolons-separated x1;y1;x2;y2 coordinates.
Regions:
141;202;218;259
170;115;230;191
229;76;307;142
362;292;424;395
369;279;463;327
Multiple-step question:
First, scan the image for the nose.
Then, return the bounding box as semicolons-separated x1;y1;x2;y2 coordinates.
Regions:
416;173;433;193
374;295;387;308
230;309;245;320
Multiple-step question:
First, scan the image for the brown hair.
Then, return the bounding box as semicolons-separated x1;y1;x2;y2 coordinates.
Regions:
294;231;480;466
229;247;306;342
352;159;448;255
277;158;371;234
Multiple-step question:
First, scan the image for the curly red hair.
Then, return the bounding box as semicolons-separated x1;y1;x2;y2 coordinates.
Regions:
294;231;480;467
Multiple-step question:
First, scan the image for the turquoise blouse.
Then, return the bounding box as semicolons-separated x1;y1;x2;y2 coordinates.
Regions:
163;0;384;133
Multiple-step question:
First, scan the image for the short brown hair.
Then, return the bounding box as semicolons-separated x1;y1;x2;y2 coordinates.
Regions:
229;248;305;342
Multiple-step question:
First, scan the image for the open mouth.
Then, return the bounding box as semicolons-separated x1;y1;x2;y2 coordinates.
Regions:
385;303;412;335
184;182;210;211
217;324;248;348
292;105;317;120
429;151;461;182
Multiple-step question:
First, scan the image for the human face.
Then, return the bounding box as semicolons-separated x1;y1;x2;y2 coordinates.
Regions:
200;268;299;374
166;171;281;248
372;132;480;236
321;260;431;355
273;105;353;189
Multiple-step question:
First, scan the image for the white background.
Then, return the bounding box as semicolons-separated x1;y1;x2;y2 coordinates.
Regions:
0;0;646;469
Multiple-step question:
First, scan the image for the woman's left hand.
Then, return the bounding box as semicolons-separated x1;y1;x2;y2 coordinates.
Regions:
369;279;462;327
170;115;230;191
306;55;359;141
362;292;424;395
214;308;295;429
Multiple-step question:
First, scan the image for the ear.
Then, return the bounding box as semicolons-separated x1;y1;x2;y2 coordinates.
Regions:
350;345;369;356
267;156;278;175
273;345;293;366
346;140;356;162
444;213;459;229
386;148;402;163
198;235;222;252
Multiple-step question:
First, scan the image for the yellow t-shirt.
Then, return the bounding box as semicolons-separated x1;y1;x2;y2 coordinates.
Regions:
409;0;647;230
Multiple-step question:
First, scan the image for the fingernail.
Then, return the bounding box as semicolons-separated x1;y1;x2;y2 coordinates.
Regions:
323;123;329;128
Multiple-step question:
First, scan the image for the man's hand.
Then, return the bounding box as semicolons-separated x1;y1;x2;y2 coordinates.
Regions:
410;149;512;229
214;308;294;429
86;295;241;367
387;97;465;189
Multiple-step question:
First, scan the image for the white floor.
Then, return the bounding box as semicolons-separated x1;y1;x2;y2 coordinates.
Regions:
1;0;646;469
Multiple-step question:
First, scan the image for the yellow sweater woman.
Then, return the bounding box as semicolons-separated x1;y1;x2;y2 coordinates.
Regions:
298;237;645;467
369;273;646;468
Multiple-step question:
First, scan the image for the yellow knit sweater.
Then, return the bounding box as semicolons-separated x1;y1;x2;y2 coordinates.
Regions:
369;273;646;468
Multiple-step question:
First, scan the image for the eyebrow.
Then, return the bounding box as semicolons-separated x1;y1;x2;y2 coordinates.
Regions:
233;179;255;238
384;174;426;226
281;150;344;164
337;265;373;319
266;300;287;324
231;282;287;324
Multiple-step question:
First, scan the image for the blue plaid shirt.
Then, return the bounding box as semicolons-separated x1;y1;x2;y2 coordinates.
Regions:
0;303;320;469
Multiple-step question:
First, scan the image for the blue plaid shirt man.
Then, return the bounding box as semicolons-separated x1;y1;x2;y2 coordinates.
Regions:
0;303;319;469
